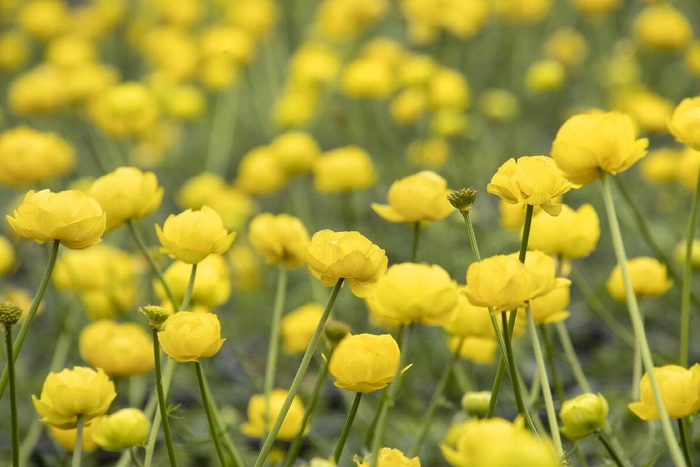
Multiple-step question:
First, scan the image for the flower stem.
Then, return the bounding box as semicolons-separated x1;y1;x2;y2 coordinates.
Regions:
0;240;60;399
143;358;175;467
486;358;506;418
263;266;288;440
501;310;536;432
599;171;686;466
181;264;197;311
153;329;178;467
679;418;694;467
205;83;240;174
679;168;700;368
333;392;363;464
518;205;534;262
195;361;227;466
72;415;84;467
554;321;592;393
411;222;421;263
540;324;565;403
254;278;345;467
598;431;626;467
4;325;19;467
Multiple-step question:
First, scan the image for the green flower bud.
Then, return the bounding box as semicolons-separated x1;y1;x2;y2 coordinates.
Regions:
0;301;23;329
138;304;171;329
559;393;609;441
461;390;491;417
448;188;477;213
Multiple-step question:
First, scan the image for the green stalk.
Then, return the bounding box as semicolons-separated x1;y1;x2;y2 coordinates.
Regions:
411;222;421;263
72;415;84;467
598;431;626;467
254;279;345;467
4;325;18;467
152;329;178;467
205;84;240;174
181;264;197;311
679;418;694;467
554;322;592;393
332;392;363;464
679;168;700;368
263;266;288;440
599;171;686;466
0;240;60;399
541;324;565;403
142;358;175;467
486;359;507;418
195;361;227;466
501;310;535;432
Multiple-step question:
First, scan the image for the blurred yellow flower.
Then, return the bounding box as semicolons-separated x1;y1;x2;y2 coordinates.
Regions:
406;137;450;168
528;204;600;259
639;148;682;184
241;389;305;441
371;171;453;223
306;230;388;298
281;303;324;354
354;447;420;466
341;57;396;99
559;393;609;441
18;0;68;41
235;145;289;196
543;29;588;69
89;82;160;137
8;65;67;115
449;335;498;364
676;147;700;192
551;110;648;185
629;364;700;420
156;206;236;264
390;87;427;125
525;59;566;93
606;256;673;301
228;242;263;290
428;68;470;110
668;96;700;151
571;0;620;15
79;320;154;377
177;173;226;209
248;212;310;268
674;239;700;270
478;88;520;122
7;189;106;250
225;0;278;39
313;146;377;193
526;285;570;324
633;4;692;51
49;417;101;453
0;235;15;276
92;408;150;451
329;333;400;393
0;31;31;71
290;42;341;85
270;131;321;175
32;366;116;429
155;255;231;310
443;293;527;340
157;311;225;362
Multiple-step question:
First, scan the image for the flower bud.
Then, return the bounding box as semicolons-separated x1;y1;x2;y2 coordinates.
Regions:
92;408;150;451
0;301;23;328
139;304;171;329
559;393;609;441
448;188;477;213
324;320;351;350
461;391;491;417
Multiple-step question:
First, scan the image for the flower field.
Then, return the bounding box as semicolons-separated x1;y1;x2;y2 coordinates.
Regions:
1;0;700;466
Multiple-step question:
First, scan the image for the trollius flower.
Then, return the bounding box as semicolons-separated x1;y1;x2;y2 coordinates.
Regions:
328;333;400;393
157;311;225;362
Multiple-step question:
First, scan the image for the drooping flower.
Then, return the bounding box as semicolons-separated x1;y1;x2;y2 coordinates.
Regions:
371;171;454;223
328;333;400;393
157;311;225;362
559;393;609;441
628;364;700;420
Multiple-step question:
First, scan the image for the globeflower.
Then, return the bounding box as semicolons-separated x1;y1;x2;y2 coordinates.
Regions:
154;255;231;310
487;156;572;215
371;171;454;223
79;320;154;377
241;389;306;441
559;393;609;441
668;96;700;151
156;206;236;264
92;408;150;451
550;110;648;185
280;303;324;354
628;364;700;420
7;189;106;250
329;333;400;393
248;212;310;268
528;204;600;259
306;230;388;298
157;311;225;362
312;146;377;193
606;257;673;301
354;447;420;466
32;366;116;428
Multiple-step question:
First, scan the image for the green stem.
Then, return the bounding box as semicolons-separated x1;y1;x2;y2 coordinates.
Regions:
4;326;18;467
200;367;245;467
526;309;563;456
598;431;626;467
411;222;421;263
486;358;507;418
254;279;345;467
408;337;464;457
205;84;240;174
263;266;288;440
333;392;363;464
0;240;60;399
461;211;482;262
519;205;534;262
679;418;694;467
181;264;197;311
153;329;178;467
541;324;565;404
502;310;536;432
142;358;175;467
195;361;227;466
599;171;686;466
554;321;592;393
679;168;700;368
72;415;83;467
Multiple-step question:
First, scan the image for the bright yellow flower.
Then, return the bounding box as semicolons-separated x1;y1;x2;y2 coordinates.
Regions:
281;303;324;354
49;417;101;453
526;285;570;324
92;408;150;451
154;255;231;310
270;131;321;175
449;335;498;364
313;146;377;193
241;389;305;441
367;262;459;325
88;166;163;231
32;366;116;429
371;171;453;223
157;311;225;362
668;96;700;151
248;213;310;268
79;320;154;377
0;126;75;187
639;148;682;184
428;68;470;110
629;364;700;420
487;156;572;216
443;293;527;339
528;204;600;259
306;230;388;298
7;189;105;250
559;393;609;441
354;447;420;466
89;82;160;137
551;110;648;185
235;145;288;195
341;57;396;99
606;256;673;301
329;333;400;393
634;4;692;51
156;206;236;264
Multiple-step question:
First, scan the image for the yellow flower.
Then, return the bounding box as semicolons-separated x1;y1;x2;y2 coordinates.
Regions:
526;285;570;324
487;156;572;215
628;364;700;420
668;96;700;151
87;166;163;231
571;0;620;15
154;255;231;310
228;243;263;290
156;206;236;264
449;335;498;364
633;4;692;51
0;31;31;71
313;146;377;193
371;171;454;223
606;256;673;301
367;263;459;325
341;57;396;99
525;59;566;93
478;88;520;122
329;333;400;393
89;82;160;137
79;320;154;377
49;417;101;453
235;145;288;196
443;293;527;339
306;230;388;298
640;148;683;184
177;173;226;209
354;447;421;466
461;391;492;416
390;87;427;125
550;110;648;185
528;204;600;259
32;366;116;428
674;239;700;270
7;189;106;250
0;126;75;187
0;235;15;276
248;213;310;268
559;393;609;441
290;42;341;85
92;408;150;451
241;389;306;441
281;303;324;354
428;68;470;111
270;131;321;176
676;147;700;192
18;0;69;41
543;28;588;69
157;311;225;362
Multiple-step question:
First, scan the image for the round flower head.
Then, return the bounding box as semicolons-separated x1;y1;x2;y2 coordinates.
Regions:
270;131;321;175
354;447;420;466
329;333;400;393
606;256;673;301
371;171;454;223
248;212;310;268
367;262;459;326
32;366;116;429
235;145;288;195
669;96;700;151
280;303;324;354
306;230;388;298
87;166;163;231
528;203;600;259
7;189;106;250
559;393;609;441
89;81;160;137
487;156;572;216
241;389;305;441
312;146;377;193
550;110;648;185
629;364;700;420
156;206;236;264
79;320;154;377
92;408;150;451
633;4;692;51
157;311;225;362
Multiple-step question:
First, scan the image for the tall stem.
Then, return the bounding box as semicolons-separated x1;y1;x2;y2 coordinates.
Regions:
332;392;363;464
195;361;227;466
152;329;177;467
72;415;84;467
263;266;288;440
555;322;592;393
411;222;421;263
4;326;18;467
143;359;175;467
181;264;197;311
679;169;700;368
679;418;694;467
128;221;178;311
598;431;627;467
599;171;686;466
